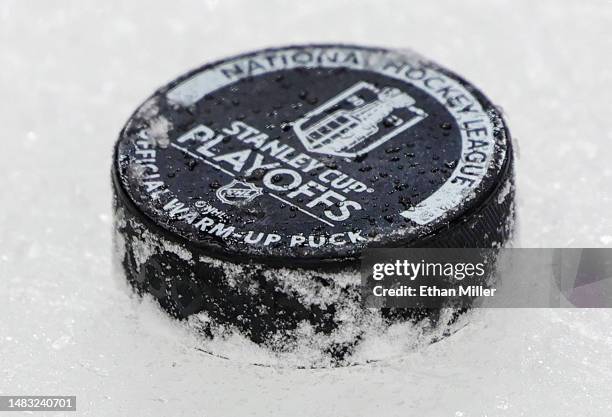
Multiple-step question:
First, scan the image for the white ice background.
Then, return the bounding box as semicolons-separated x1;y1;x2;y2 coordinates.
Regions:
1;0;611;416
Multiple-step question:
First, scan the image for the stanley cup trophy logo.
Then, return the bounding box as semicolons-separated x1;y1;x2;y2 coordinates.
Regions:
293;81;428;158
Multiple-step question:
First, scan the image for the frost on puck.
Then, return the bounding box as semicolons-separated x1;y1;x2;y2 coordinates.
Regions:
112;45;515;366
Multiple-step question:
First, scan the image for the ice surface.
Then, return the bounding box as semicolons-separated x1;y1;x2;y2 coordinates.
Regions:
1;0;611;416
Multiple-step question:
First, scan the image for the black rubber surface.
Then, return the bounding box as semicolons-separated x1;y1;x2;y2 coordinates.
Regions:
112;44;515;361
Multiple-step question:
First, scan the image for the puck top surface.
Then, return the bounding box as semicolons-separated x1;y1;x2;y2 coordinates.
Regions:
114;45;511;263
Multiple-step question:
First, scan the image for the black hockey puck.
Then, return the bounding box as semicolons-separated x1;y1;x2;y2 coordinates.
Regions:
112;45;514;363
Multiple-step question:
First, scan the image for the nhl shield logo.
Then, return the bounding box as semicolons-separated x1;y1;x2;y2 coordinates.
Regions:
293;81;428;158
216;180;263;205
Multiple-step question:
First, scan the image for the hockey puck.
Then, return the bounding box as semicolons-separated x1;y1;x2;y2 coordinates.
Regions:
112;44;515;364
